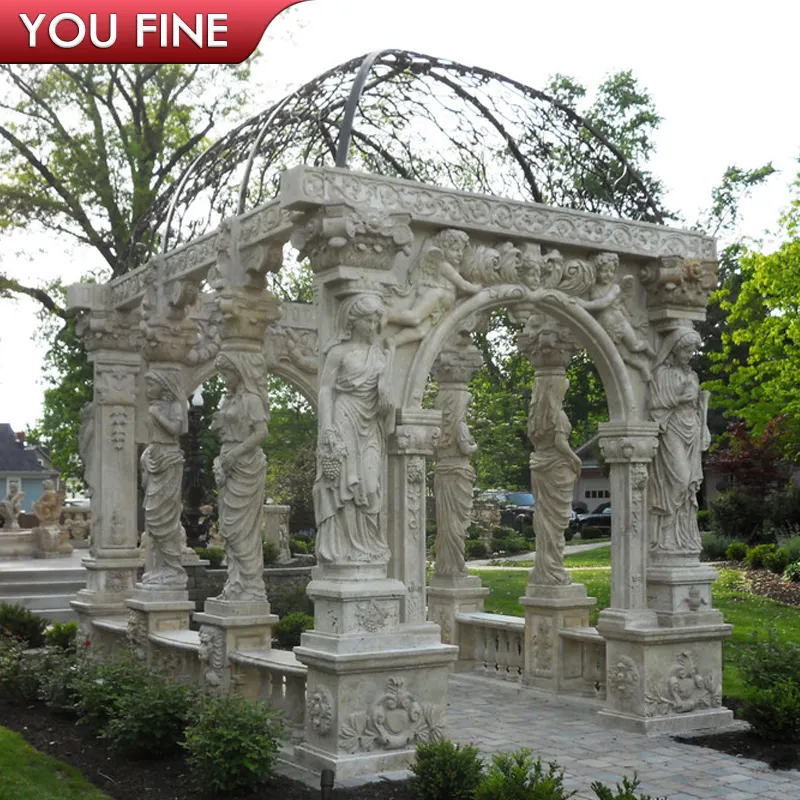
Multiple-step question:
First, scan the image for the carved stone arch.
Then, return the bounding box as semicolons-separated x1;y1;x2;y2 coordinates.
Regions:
186;354;318;412
401;284;637;422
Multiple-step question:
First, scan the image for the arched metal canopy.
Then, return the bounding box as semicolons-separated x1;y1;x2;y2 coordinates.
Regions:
134;49;666;265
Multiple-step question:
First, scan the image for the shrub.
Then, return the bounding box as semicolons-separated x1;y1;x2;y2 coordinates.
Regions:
196;546;225;568
410;739;484;800
777;533;800;563
71;653;149;733
579;526;606;541
182;693;284;795
768;486;800;531
102;676;199;758
784;560;800;584
739;680;800;742
466;541;488;560
591;774;665;800
745;543;777;570
474;748;576;800
289;537;309;555
0;635;41;700
710;490;769;544
505;535;530;554
45;621;78;653
700;532;733;562
273;611;314;649
37;648;82;713
764;546;791;575
738;627;800;692
724;541;748;562
696;509;712;531
0;603;47;649
262;540;280;565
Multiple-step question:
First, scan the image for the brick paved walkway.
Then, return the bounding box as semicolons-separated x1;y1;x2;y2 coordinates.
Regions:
446;673;800;799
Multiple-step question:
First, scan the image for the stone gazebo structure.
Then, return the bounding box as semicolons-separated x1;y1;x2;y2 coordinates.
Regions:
65;51;731;780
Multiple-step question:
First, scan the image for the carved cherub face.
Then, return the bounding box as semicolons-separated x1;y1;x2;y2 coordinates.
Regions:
596;260;617;285
440;232;468;266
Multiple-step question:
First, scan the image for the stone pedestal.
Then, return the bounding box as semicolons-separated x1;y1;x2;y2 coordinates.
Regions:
193;598;278;695
427;574;489;649
520;583;597;693
126;585;196;667
598;622;733;734
0;531;34;558
262;504;292;564
647;555;724;628
33;524;73;558
294;567;458;779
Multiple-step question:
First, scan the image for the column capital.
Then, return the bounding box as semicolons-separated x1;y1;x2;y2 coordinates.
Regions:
517;312;580;369
388;409;442;456
640;255;718;323
597;422;660;463
432;337;483;385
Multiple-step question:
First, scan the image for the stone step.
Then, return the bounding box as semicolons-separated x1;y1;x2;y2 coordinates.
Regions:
0;579;86;596
0;594;78;611
31;607;78;624
0;568;87;585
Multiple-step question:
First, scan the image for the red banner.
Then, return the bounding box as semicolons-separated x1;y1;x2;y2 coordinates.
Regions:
0;0;309;63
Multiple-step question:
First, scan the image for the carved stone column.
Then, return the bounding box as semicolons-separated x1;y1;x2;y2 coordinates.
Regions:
65;295;144;640
193;219;285;688
126;270;204;659
516;313;596;692
288;201;457;779
426;337;488;648
386;409;442;624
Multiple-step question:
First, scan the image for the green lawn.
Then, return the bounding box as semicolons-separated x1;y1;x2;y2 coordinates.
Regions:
0;727;110;800
487;542;612;569
470;547;800;700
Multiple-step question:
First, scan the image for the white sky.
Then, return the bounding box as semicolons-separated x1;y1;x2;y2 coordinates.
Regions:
1;0;798;432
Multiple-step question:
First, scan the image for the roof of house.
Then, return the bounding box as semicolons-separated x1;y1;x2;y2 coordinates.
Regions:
0;424;54;473
575;434;601;464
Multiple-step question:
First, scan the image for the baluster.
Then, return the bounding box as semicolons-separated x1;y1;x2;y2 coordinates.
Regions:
284;674;306;725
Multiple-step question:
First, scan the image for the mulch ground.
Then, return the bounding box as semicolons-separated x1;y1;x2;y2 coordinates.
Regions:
1;564;798;796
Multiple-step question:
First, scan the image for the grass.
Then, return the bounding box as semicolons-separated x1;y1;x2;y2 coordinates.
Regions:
470;546;800;700
0;727;110;800
486;542;612;569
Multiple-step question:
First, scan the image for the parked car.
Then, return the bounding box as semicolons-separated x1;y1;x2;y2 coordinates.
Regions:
576;502;611;535
498;491;535;530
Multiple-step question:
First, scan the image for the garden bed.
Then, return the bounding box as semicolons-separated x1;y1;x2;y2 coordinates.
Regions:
0;698;413;799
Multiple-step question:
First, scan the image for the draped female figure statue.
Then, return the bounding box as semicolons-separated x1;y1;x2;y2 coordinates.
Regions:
314;294;394;564
433;390;478;577
528;374;582;586
140;369;188;587
648;327;710;555
211;350;270;601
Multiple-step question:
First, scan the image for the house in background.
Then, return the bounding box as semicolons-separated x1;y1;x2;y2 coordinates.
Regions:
0;424;60;514
573;436;611;512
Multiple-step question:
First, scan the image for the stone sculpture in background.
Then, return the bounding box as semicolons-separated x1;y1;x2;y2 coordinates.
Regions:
0;484;24;531
32;479;71;557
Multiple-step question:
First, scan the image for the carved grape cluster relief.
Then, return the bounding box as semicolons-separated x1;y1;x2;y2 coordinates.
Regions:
307;685;334;736
338;677;443;754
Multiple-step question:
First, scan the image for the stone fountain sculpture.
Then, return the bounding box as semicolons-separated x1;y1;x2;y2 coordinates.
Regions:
0;484;24;531
32;479;72;558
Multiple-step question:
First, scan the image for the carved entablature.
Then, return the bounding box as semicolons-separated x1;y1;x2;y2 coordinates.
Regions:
290;203;413;272
215;217;284;292
388;409;442;456
640;256;718;317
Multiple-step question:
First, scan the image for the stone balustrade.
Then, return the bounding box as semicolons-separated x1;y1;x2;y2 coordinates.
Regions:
455;611;525;682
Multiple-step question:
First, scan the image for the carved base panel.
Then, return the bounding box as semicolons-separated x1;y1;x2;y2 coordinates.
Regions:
427;575;490;648
33;525;73;558
294;638;457;780
193;602;278;695
69;556;142;615
646;564;724;628
0;531;34;558
126;588;195;666
520;583;597;694
599;623;733;735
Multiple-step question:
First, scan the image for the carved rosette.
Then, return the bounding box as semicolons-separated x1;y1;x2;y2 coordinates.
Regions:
640;256;718;312
608;655;640;700
197;625;226;694
307;685;334;736
644;650;722;717
291;203;413;272
338;678;443;754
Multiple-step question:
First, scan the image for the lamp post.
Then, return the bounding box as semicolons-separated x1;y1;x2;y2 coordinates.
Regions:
182;387;207;550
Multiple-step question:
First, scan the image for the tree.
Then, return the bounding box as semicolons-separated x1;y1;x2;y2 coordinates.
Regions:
704;169;800;457
0;63;258;480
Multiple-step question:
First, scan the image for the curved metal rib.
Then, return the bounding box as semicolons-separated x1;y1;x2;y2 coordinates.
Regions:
335;49;394;168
